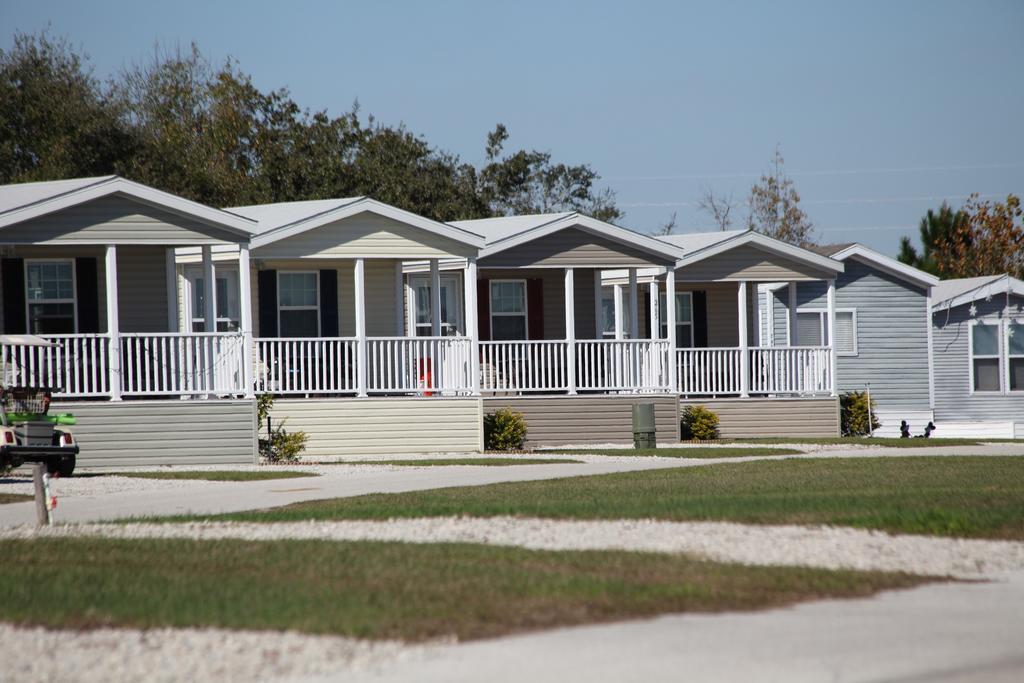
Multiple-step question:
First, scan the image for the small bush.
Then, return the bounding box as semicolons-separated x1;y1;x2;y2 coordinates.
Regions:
681;404;719;440
257;394;309;463
840;391;880;437
484;408;528;451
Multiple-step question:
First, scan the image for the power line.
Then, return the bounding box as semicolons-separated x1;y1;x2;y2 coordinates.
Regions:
606;162;1024;182
620;193;1001;208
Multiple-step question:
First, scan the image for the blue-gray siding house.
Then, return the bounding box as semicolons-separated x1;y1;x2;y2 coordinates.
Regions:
931;274;1024;438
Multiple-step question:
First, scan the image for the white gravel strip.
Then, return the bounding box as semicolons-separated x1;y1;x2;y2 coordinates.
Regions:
7;518;1024;579
1;623;433;683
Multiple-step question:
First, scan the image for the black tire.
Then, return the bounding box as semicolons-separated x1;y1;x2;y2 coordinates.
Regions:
46;455;75;478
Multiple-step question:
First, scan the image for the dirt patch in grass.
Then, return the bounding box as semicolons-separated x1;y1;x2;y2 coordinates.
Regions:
0;493;32;505
0;537;936;642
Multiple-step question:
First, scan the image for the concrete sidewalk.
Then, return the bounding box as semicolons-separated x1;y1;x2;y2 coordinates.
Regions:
353;570;1024;683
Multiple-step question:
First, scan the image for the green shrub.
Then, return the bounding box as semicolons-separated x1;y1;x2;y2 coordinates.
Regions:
257;394;309;463
840;391;880;437
484;408;528;451
681;404;719;440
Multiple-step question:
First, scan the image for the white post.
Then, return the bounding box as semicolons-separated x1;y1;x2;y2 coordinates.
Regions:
165;248;179;333
613;284;624;340
394;261;404;335
201;245;217;396
826;278;838;397
564;267;577;395
738;280;749;398
926;290;935;410
104;245;121;401
465;257;480;395
666;268;677;393
628;268;639;340
752;282;761;347
593;271;604;338
354;258;368;397
765;285;775;346
648;280;659;339
429;258;442;337
788;282;798;345
238;244;254;398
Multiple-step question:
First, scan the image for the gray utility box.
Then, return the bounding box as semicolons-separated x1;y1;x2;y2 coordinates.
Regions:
632;403;656;449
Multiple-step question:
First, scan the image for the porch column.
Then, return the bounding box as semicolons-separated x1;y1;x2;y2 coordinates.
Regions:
354;258;368;397
738;280;749;398
648;280;659;339
628;268;639;339
105;245;122;401
202;246;217;396
788;282;798;345
164;248;179;333
826;278;838;397
665;268;677;393
238;244;254;399
429;258;441;336
564;267;577;395
765;285;775;346
394;261;404;335
465;257;480;396
613;284;624;340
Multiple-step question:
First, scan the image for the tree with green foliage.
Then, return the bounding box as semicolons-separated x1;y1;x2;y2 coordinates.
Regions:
747;147;814;245
897;202;968;276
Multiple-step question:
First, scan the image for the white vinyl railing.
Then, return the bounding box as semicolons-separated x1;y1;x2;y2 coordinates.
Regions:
479;340;569;392
676;348;744;395
255;337;357;394
0;333;112;397
367;337;473;394
749;346;832;395
576;340;671;392
120;332;247;396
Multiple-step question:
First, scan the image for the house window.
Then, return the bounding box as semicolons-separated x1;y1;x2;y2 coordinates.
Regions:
278;272;319;337
410;274;463;336
659;292;694;348
490;280;527;340
796;309;857;355
970;321;1001;392
25;260;76;334
1007;320;1023;392
186;267;240;332
599;286;634;339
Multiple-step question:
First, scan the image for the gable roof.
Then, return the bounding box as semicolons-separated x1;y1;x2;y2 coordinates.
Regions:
244;197;485;249
657;229;747;253
812;243;938;288
660;230;844;274
453;212;686;262
0;176;256;236
931;274;1024;311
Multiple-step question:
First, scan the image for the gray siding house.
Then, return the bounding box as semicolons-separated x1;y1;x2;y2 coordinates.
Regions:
931;274;1024;438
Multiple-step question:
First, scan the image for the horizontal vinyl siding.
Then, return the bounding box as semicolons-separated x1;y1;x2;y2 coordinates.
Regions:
270;397;482;456
932;295;1024;422
677;244;834;282
480;227;673;269
484;395;680;446
1;195;242;245
480;268;597;340
52;399;256;467
681;397;839;438
798;259;931;411
117;246;169;332
253;212;477;260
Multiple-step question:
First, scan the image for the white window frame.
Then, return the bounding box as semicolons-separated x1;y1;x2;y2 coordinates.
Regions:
184;265;241;333
277;270;321;338
24;258;78;334
409;273;464;336
489;279;528;341
796;307;858;356
659;291;694;347
1005;318;1024;393
968;318;1003;394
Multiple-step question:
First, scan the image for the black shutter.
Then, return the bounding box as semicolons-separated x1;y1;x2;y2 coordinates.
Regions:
257;270;278;337
526;278;544;340
477;279;491;341
643;292;651;338
2;258;26;334
319;269;338;337
75;257;100;333
692;290;708;348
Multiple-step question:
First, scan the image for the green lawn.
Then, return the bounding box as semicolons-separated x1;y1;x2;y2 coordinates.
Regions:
106;470;315;482
325;458;583;466
549;447;801;458
195;457;1024;540
732;437;982;448
0;537;933;641
0;493;32;505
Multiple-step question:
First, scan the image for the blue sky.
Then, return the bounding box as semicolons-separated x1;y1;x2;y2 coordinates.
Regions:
3;0;1022;256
